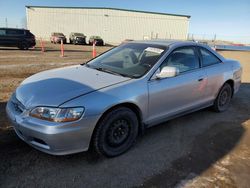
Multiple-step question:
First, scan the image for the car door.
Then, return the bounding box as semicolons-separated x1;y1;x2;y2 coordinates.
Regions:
0;29;8;46
198;47;226;102
147;46;208;125
6;29;24;46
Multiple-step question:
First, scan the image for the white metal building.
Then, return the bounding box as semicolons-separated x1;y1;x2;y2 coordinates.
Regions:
26;6;190;44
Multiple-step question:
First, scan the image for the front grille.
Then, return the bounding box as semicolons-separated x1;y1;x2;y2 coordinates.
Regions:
76;37;84;41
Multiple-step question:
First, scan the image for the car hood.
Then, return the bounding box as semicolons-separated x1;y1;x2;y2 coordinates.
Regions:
15;65;131;108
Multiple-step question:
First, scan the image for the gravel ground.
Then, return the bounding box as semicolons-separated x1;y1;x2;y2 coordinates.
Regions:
0;43;249;188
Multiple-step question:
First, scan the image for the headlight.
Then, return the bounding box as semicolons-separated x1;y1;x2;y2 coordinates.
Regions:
30;107;84;122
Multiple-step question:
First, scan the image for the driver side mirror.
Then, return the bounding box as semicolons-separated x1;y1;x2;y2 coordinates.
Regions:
156;66;179;79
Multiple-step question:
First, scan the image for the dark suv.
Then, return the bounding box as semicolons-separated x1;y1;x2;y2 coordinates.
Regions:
89;36;104;46
69;32;86;45
0;28;36;50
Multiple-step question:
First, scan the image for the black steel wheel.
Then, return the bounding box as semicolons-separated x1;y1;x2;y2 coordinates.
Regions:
213;83;232;112
92;107;139;157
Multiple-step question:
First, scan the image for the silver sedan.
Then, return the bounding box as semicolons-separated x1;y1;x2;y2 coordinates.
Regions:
6;40;242;157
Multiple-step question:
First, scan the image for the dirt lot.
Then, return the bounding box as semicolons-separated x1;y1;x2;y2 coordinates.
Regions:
0;43;250;188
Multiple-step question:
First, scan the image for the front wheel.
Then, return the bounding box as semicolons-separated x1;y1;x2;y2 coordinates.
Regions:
92;107;139;157
18;42;29;50
213;83;232;112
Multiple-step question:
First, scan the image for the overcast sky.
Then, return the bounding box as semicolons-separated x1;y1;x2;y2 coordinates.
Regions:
0;0;250;43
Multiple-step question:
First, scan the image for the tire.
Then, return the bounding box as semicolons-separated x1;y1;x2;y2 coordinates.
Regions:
18;42;28;50
92;107;139;157
213;83;232;112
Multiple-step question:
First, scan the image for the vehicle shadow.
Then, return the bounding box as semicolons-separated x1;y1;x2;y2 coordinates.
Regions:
0;83;249;187
43;48;92;53
0;47;25;51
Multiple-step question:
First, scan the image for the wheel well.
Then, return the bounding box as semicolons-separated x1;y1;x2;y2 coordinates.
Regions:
89;103;143;148
225;79;234;97
99;103;142;126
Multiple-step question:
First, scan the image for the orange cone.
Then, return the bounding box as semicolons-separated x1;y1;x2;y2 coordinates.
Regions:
92;40;96;58
60;39;64;57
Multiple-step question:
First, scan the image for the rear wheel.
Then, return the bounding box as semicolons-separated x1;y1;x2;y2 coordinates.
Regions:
213;83;232;112
92;107;139;157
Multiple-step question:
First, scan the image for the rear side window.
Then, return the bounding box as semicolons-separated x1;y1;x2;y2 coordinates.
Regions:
6;30;24;35
0;29;6;35
200;48;221;67
161;47;200;73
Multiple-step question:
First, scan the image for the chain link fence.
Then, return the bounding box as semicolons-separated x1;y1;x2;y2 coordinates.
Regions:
188;33;250;45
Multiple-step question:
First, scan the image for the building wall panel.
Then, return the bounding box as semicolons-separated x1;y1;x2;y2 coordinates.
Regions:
26;7;190;44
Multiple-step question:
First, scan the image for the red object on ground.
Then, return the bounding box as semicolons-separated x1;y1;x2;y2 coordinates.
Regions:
92;40;96;58
60;39;64;57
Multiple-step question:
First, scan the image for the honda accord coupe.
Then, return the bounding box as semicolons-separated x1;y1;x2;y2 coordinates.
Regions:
6;40;242;157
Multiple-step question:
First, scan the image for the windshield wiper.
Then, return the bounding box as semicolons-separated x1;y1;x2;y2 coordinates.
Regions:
93;66;132;78
85;64;133;78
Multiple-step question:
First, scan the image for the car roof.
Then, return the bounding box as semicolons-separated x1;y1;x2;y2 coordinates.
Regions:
71;32;85;35
128;40;225;61
52;32;64;34
130;40;198;47
0;27;28;31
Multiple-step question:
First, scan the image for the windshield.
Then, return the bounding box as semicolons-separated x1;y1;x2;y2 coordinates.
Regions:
86;43;167;78
74;33;85;36
54;33;64;36
91;36;101;39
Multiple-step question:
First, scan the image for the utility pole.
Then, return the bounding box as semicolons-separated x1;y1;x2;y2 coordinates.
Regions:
5;18;8;28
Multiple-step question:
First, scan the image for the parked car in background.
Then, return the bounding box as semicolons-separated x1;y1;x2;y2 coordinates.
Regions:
89;36;104;46
0;28;35;50
50;32;66;44
6;40;242;157
69;32;86;45
122;39;134;44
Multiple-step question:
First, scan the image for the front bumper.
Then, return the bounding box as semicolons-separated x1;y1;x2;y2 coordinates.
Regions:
55;38;66;43
29;40;36;47
75;38;86;44
6;100;99;155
